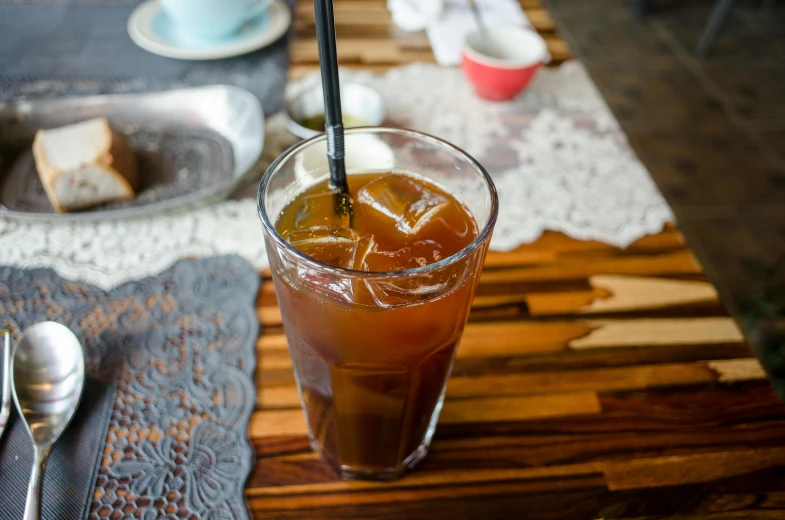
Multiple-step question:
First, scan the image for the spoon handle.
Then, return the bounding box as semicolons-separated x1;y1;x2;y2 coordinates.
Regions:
468;0;487;37
24;444;51;520
0;331;9;442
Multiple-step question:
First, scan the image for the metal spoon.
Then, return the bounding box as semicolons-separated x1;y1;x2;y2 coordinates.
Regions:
12;322;85;520
468;0;489;50
0;330;11;443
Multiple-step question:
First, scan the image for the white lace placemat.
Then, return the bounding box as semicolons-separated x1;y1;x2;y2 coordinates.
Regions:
0;62;673;289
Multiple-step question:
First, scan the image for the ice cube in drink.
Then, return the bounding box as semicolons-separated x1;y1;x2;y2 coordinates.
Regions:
282;225;361;270
293;191;353;230
355;174;449;238
272;171;482;479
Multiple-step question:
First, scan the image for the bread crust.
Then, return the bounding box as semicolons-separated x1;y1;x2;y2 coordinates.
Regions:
32;117;139;212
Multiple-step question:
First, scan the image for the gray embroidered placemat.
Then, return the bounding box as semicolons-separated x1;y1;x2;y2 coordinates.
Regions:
0;0;292;115
0;255;260;519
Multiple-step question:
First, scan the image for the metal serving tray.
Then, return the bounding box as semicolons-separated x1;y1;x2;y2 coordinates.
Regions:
0;85;264;221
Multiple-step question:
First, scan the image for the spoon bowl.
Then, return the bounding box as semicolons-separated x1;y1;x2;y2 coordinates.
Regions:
12;321;85;520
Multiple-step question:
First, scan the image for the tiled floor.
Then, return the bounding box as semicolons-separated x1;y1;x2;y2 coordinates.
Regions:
545;0;785;373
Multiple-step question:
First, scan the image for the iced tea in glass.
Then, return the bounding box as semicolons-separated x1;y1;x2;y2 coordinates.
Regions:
258;128;498;480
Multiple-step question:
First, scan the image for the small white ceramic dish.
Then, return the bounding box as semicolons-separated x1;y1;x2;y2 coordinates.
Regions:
284;83;386;140
127;0;291;61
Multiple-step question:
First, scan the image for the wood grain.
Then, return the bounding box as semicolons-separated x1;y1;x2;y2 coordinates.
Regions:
289;0;572;78
248;3;785;518
251;409;306;438
602;448;785;491
249;220;784;518
446;362;719;398
526;274;720;315
439;392;602;424
568;318;743;349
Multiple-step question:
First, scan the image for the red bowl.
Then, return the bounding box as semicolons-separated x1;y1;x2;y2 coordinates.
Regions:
461;26;547;101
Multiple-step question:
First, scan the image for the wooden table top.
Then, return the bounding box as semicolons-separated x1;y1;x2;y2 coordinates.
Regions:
288;0;571;78
248;2;785;518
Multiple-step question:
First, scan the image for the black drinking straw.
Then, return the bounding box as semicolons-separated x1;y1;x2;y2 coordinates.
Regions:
313;0;349;199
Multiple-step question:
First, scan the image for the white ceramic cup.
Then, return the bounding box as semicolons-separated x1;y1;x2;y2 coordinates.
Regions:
160;0;273;43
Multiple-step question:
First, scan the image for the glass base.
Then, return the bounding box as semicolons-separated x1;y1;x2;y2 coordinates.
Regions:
309;436;430;481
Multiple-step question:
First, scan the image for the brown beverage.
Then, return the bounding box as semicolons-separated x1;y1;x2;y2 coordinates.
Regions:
273;172;481;478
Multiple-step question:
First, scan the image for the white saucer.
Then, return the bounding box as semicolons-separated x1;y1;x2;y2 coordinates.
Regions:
128;0;291;61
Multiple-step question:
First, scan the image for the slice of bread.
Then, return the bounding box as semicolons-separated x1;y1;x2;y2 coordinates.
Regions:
32;117;139;212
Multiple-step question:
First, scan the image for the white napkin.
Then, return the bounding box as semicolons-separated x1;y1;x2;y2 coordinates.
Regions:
387;0;445;32
388;0;534;65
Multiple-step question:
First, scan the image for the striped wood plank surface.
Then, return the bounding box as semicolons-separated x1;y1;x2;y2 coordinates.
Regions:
288;0;571;78
268;3;784;517
249;225;785;519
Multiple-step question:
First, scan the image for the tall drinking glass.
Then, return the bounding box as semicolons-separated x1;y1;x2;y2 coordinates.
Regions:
257;128;498;480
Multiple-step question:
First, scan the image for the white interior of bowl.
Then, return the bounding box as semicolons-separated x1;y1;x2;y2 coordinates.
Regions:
464;26;547;69
285;83;386;139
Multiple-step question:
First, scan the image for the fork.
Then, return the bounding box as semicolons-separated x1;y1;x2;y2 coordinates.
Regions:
0;330;10;443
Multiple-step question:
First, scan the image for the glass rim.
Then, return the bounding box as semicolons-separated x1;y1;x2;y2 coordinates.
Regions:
257;127;499;279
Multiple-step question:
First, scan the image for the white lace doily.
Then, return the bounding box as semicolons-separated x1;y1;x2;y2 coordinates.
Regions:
0;62;673;289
